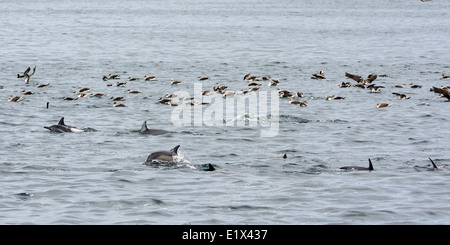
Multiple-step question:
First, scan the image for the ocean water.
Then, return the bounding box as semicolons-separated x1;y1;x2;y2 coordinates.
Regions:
0;0;449;225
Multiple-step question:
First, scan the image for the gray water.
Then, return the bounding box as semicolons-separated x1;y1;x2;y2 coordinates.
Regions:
1;0;449;225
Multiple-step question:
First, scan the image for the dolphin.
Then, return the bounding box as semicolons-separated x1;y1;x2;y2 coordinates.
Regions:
144;145;180;165
44;117;85;133
340;158;374;171
139;121;170;135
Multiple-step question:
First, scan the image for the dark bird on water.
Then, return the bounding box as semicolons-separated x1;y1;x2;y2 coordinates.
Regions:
392;92;410;100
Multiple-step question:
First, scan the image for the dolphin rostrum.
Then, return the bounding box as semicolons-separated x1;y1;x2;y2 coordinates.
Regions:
144;145;181;165
139;121;170;135
340;158;374;171
44;117;85;133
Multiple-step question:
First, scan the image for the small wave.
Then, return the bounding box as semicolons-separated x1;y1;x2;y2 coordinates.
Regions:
185;163;217;171
413;165;443;172
315;119;349;123
209;205;269;211
301;164;329;175
180;130;204;136
279;115;310;124
117;178;133;183
343;210;368;217
15;192;34;201
83;127;97;132
151;199;165;205
4;143;24;149
114;131;132;136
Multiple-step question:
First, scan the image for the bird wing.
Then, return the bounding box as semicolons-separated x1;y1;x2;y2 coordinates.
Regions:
29;66;36;76
345;72;363;82
366;74;377;83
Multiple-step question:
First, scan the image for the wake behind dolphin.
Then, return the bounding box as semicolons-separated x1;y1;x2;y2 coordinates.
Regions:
144;145;181;165
44;117;85;133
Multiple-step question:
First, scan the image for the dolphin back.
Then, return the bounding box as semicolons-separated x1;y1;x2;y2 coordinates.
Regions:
45;117;84;133
139;121;170;135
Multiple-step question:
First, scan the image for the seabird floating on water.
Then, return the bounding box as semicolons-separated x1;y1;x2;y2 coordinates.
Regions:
37;83;50;88
392;92;410;100
144;75;157;81
8;95;23;102
311;70;326;79
171;79;183;85
377;103;391;108
113;102;127;107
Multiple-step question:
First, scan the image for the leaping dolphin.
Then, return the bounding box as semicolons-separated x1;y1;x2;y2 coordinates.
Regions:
144;145;181;165
340;158;374;171
44;117;85;133
139;121;170;135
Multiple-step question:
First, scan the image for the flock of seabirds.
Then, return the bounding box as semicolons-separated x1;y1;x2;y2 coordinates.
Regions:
2;65;449;172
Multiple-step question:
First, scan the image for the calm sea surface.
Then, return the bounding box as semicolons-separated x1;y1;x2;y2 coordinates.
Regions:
1;0;449;225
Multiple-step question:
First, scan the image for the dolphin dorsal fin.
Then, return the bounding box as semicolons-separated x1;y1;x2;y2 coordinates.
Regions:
368;158;374;171
208;163;215;171
170;145;180;155
429;158;438;169
58;117;65;125
140;121;148;133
